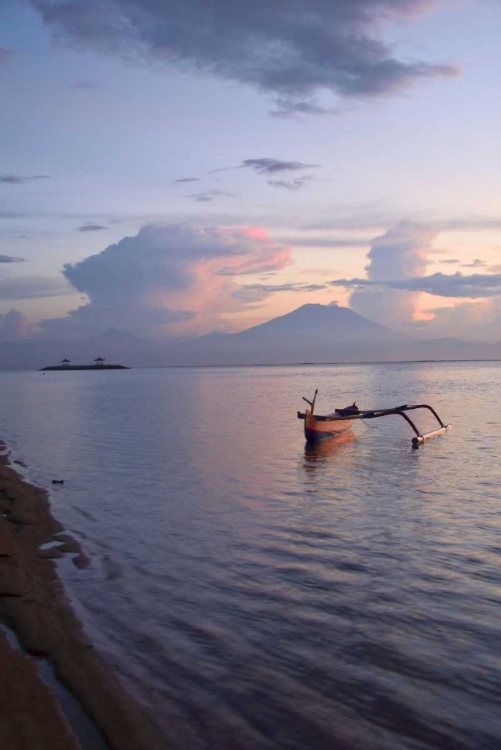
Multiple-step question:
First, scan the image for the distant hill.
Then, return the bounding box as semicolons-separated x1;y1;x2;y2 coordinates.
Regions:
0;305;499;369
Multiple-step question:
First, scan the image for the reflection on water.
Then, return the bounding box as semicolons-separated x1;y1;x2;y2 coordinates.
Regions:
303;430;357;467
0;362;500;750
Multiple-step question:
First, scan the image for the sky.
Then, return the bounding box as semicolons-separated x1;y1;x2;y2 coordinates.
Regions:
1;0;500;344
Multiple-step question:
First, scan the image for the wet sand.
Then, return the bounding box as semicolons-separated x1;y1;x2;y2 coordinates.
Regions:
0;442;166;750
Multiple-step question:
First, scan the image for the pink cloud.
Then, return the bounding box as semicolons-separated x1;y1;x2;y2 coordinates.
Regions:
43;224;292;338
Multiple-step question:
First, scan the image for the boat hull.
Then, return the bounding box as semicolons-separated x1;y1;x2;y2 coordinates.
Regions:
304;410;354;443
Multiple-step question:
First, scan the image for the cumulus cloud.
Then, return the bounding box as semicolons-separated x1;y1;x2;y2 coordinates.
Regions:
77;222;109;232
0;276;74;301
0;254;26;263
43;224;292;338
348;221;436;327
0;173;50;185
26;0;457;108
0;47;15;65
0;310;36;342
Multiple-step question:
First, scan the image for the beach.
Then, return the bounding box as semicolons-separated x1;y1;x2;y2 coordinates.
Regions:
0;441;165;750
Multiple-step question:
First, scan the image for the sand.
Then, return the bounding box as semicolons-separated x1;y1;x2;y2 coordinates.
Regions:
0;443;167;750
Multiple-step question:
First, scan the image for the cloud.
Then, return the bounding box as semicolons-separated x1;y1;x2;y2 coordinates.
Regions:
233;281;326;303
0;310;36;342
185;190;235;203
348;221;436;327
330;272;501;299
241;159;318;175
77;222;109;232
69;79;99;89
26;0;457;108
462;258;486;268
270;98;339;118
0;174;50;185
412;298;501;343
173;177;200;184
0;254;26;263
0;47;15;65
0;276;74;301
43;223;292;338
439;259;459;264
268;176;313;191
437;217;501;231
273;235;371;248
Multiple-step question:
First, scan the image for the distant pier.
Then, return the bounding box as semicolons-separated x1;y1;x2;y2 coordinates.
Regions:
40;357;130;371
40;364;130;371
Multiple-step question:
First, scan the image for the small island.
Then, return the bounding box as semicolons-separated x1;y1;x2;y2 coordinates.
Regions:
40;357;130;372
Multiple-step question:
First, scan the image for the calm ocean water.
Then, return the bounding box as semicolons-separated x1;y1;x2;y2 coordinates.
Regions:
0;362;500;750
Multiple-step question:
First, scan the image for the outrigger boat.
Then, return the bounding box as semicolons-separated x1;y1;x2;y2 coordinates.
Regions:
298;390;451;448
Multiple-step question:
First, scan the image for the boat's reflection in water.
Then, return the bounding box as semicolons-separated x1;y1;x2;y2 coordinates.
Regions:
303;430;356;469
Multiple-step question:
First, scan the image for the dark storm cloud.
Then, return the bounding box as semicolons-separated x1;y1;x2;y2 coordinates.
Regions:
0;173;50;185
329;272;501;298
0;254;26;263
77;222;109;231
0;47;15;65
26;0;457;106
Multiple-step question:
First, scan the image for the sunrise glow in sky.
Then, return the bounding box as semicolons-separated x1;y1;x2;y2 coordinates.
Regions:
1;0;500;343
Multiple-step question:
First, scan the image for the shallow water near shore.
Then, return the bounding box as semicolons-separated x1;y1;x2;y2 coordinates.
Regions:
0;361;500;749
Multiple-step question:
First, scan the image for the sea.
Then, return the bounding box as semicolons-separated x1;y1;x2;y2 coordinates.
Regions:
0;361;500;750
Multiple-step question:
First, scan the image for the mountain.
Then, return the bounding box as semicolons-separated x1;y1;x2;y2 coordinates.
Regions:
168;303;410;365
0;306;499;369
167;305;500;365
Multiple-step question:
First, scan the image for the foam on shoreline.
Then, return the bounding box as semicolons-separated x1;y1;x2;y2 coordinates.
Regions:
0;441;167;750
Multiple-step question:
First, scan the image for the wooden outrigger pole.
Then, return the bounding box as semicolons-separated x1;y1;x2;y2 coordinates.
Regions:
298;394;451;447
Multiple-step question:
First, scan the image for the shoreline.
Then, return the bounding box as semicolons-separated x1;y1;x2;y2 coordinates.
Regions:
0;441;166;750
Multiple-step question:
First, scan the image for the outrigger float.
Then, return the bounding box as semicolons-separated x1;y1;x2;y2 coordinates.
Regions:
298;390;451;448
